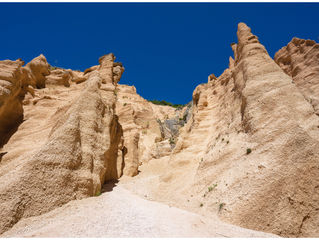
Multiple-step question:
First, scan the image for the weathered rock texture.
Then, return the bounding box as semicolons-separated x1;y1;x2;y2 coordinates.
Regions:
120;23;319;238
1;23;318;238
24;54;50;89
0;53;123;234
46;68;88;87
115;84;181;177
275;37;319;115
0;59;29;148
0;54;53;149
192;23;319;237
194;23;319;237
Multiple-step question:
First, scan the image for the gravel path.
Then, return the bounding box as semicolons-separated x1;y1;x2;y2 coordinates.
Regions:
2;184;277;238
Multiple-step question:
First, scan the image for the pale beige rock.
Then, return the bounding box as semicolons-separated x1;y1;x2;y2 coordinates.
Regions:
46;68;88;87
46;68;71;87
275;37;319;115
120;23;319;238
0;59;30;148
24;54;50;89
1;185;277;238
0;54;123;234
1;23;318;238
69;70;87;84
208;73;217;82
113;62;125;83
84;65;99;75
115;84;178;176
195;23;319;238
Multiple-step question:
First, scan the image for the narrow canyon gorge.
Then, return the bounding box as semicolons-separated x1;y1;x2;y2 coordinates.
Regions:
0;22;318;237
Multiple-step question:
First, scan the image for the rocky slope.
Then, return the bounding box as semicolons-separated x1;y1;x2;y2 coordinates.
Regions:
0;22;318;238
275;37;319;115
0;53;123;234
2;185;276;238
115;84;186;176
120;23;319;238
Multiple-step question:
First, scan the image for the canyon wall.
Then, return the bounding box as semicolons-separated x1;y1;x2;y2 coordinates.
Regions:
0;53;123;234
191;23;319;237
275;37;319;115
122;23;319;238
0;23;318;238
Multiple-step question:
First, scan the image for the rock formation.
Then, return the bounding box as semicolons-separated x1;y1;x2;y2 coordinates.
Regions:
0;22;318;238
118;23;319;238
0;59;30;148
24;54;50;89
0;53;123;234
183;23;319;237
275;37;319;115
115;84;182;176
46;68;88;87
0;54;53;149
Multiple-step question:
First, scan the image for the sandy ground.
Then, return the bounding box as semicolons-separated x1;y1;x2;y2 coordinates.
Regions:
2;182;277;238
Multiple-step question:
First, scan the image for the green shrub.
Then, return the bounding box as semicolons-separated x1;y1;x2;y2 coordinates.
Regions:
169;137;175;145
200;203;203;207
49;65;57;71
208;183;217;192
219;202;225;212
149;99;185;108
246;148;252;155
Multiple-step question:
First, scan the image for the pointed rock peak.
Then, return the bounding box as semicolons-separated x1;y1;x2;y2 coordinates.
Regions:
25;54;50;89
208;73;217;82
29;54;48;64
98;53;115;66
237;22;260;47
38;54;47;60
237;22;250;34
27;54;49;70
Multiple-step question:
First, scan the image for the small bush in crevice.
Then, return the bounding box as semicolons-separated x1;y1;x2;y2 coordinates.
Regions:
149;99;185;109
219;202;225;212
208;183;217;192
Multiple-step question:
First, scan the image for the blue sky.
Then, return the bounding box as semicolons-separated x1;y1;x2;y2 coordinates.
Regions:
0;3;318;104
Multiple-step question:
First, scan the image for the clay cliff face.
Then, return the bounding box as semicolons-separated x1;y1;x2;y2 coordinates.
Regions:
25;54;50;89
0;22;318;238
0;53;123;234
184;23;319;237
275;37;319;115
0;59;29;148
0;55;51;148
118;23;319;238
115;84;183;177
